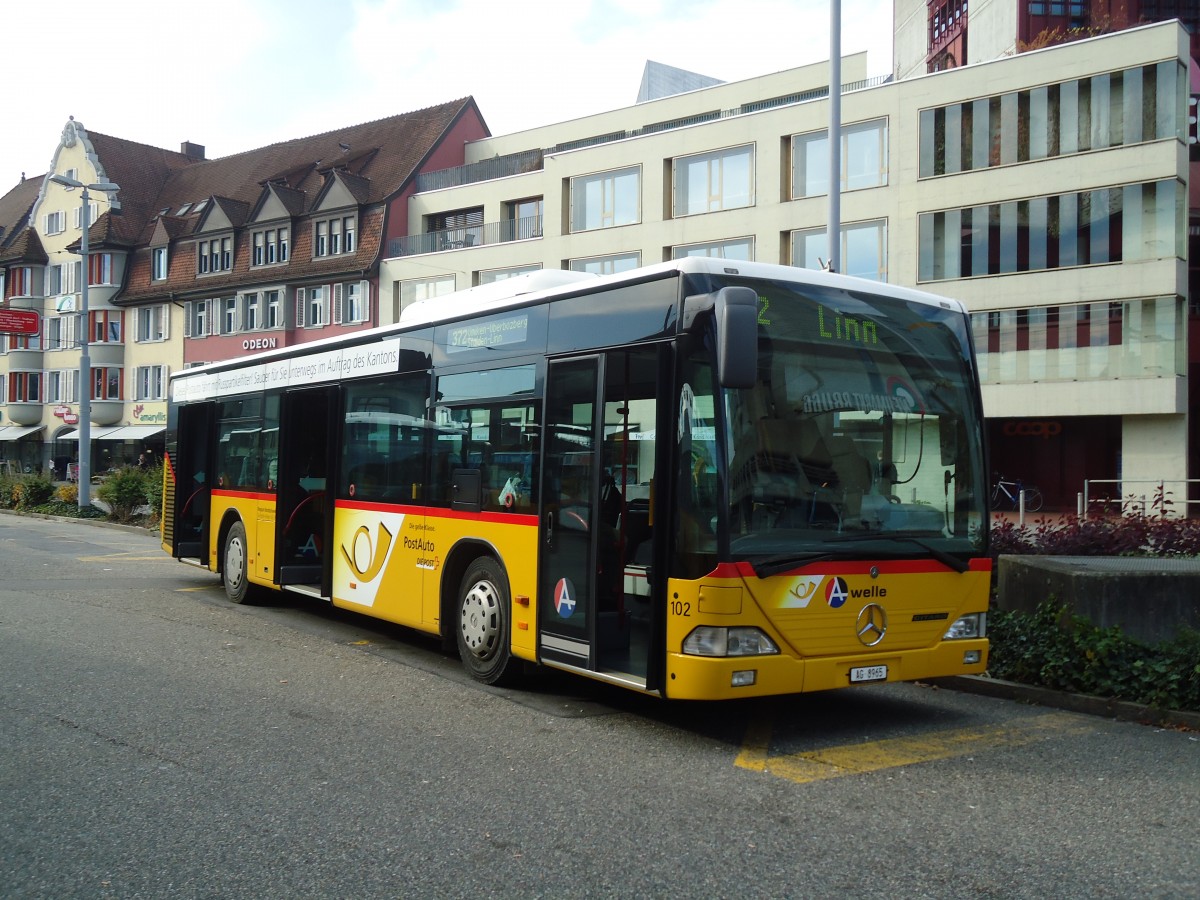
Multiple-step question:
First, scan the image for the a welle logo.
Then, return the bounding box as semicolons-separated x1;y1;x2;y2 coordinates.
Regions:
825;577;888;609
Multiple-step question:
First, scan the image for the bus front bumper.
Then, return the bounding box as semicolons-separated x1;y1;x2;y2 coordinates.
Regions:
663;639;989;700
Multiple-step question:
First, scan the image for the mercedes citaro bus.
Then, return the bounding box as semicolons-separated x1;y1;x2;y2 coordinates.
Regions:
161;258;990;699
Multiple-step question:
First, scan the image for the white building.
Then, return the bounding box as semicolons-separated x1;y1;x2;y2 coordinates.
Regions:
380;21;1194;512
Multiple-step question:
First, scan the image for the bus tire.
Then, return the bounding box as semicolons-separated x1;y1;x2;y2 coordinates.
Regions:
223;520;256;605
456;557;521;686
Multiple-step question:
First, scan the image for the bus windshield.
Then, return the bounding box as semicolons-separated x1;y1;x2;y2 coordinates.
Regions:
679;276;987;572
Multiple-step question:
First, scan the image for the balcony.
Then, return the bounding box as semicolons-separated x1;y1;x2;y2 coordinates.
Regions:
387;215;542;258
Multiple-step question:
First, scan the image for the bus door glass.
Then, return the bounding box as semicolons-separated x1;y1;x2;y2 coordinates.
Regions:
539;350;660;680
275;386;335;588
173;402;214;563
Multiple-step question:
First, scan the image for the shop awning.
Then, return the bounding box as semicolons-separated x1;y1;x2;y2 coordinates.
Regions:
104;425;166;441
0;425;44;441
57;426;123;440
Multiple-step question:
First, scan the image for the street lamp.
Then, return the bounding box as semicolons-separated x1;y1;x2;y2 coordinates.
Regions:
49;173;120;509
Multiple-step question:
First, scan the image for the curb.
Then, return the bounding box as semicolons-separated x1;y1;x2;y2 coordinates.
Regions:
0;506;158;536
934;675;1200;731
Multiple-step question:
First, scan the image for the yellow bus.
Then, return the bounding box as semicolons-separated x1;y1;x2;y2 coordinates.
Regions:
162;259;990;699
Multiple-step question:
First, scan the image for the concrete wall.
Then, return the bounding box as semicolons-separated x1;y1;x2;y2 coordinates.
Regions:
995;555;1200;644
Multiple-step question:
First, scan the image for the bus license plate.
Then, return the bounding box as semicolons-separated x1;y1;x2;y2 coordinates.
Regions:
850;665;888;683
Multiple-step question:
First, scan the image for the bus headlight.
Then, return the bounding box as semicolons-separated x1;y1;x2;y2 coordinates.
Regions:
944;613;986;640
682;626;780;657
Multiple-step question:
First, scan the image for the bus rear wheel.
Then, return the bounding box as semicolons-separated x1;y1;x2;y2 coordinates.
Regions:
223;521;256;604
456;557;521;686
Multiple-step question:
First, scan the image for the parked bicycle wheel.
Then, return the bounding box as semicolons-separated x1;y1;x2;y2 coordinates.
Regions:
1022;487;1044;511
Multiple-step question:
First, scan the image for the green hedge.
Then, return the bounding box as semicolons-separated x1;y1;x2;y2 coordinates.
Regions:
989;600;1200;712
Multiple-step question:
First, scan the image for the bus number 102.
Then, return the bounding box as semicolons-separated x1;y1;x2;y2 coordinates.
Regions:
670;600;691;617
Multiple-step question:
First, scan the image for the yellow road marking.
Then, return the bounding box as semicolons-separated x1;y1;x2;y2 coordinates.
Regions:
176;586;220;592
737;712;1091;784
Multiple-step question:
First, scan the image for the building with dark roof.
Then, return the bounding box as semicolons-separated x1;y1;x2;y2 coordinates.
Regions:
0;100;487;475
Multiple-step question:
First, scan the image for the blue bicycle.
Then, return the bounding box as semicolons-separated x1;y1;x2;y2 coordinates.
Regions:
991;475;1044;512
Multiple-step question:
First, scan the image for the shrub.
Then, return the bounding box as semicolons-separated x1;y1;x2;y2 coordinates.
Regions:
989;488;1200;560
11;473;54;511
54;482;79;504
989;599;1200;712
142;462;164;523
96;466;150;523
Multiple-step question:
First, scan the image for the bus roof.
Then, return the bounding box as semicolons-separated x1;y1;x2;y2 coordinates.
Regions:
170;258;965;386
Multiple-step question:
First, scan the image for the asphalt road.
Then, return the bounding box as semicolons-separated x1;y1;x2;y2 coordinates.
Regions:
1;513;1197;898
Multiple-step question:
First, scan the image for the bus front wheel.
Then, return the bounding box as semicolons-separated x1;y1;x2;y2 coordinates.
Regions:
223;521;255;605
456;557;521;686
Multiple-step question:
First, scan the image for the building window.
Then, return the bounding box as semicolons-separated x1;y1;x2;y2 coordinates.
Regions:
478;265;541;285
265;290;283;329
298;286;328;327
6;333;40;351
920;62;1181;178
917;179;1183;282
9;371;41;403
47;261;81;296
152;247;168;281
427;207;483;250
221;296;240;334
72;202;99;230
569;166;640;232
92;367;122;401
332;281;370;325
5;267;34;299
135;365;167;401
46;315;77;351
398;274;455;316
198;236;233;273
506;198;543;240
135;305;169;342
791;220;889;281
88;253;114;286
672;145;754;217
244;293;262;331
252;227;289;266
792;119;889;198
47;369;78;403
672;238;754;261
43;210;66;235
569;252;641;276
187;299;211;337
314;216;356;258
90;310;123;343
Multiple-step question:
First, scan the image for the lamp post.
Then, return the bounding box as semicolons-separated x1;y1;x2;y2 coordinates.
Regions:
49;174;120;509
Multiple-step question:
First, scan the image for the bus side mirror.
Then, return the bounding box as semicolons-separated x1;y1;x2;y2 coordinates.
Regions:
683;286;758;389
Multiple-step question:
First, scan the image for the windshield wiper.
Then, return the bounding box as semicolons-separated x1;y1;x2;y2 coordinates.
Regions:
749;552;837;578
823;531;971;573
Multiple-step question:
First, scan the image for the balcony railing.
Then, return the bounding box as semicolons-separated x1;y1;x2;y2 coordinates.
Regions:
387;215;542;258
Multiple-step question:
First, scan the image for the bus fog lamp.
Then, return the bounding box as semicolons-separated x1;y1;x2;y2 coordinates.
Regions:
682;626;779;657
731;670;757;687
944;613;986;640
962;650;982;665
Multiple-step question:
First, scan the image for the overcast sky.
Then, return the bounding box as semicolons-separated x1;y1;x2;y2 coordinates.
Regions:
2;0;894;191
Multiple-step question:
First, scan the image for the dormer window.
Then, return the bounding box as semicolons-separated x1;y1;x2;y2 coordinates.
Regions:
152;247;169;281
313;215;357;258
252;227;290;267
198;236;233;274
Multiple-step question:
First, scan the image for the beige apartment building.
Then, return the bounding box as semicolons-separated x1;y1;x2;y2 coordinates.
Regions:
380;21;1195;512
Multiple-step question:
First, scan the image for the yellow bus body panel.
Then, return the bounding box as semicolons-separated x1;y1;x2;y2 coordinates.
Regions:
329;501;540;661
663;561;990;700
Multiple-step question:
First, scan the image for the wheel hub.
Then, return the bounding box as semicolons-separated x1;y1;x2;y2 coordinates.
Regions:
226;537;245;589
460;580;499;658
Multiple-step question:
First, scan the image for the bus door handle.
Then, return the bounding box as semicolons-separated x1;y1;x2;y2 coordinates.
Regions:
545;510;555;548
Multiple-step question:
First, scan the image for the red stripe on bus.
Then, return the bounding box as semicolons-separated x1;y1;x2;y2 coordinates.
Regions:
211;489;276;502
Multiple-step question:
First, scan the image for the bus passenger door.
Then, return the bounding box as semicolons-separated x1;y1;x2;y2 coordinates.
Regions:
275;386;336;591
538;349;660;682
539;357;602;669
171;402;214;565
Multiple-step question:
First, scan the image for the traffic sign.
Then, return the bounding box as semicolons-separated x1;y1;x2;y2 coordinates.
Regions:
0;308;40;336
